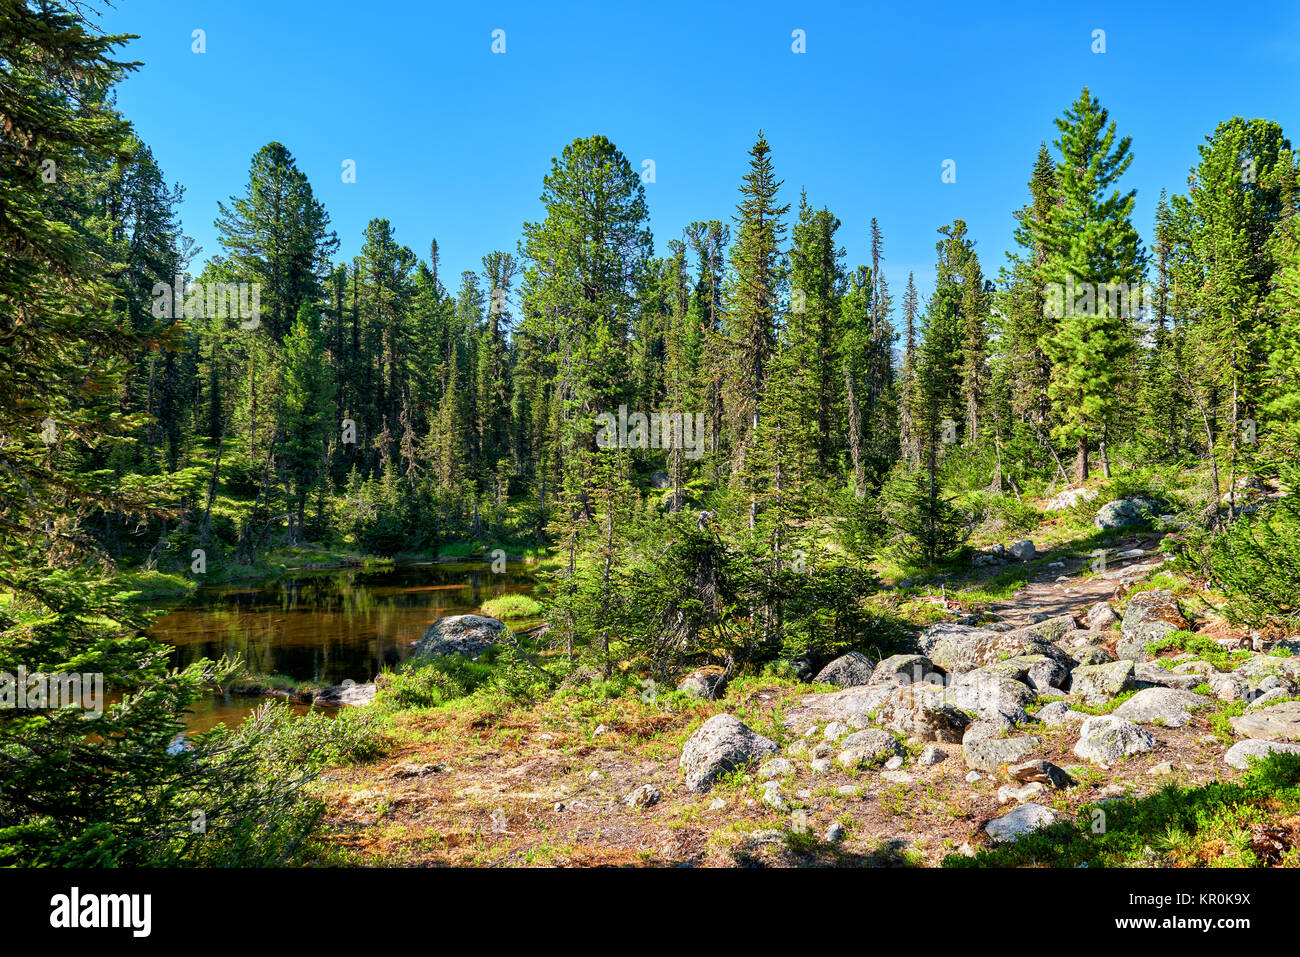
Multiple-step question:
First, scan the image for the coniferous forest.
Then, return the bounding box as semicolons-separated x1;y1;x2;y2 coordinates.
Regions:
5;0;1300;900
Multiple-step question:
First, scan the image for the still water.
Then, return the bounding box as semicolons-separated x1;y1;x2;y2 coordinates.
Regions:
148;561;536;731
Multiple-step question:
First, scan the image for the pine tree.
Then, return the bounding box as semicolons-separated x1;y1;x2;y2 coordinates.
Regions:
1035;88;1145;482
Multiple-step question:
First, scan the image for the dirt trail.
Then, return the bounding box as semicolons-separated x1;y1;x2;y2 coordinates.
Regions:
981;531;1169;627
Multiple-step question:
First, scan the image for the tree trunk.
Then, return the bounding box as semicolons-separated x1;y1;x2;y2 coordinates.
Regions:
1075;435;1089;484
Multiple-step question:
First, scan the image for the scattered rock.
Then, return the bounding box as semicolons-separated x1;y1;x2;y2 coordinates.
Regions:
1224;738;1300;770
761;780;786;810
1008;539;1037;562
679;714;779;792
1073;715;1157;765
825;822;844;843
1148;762;1174;777
1010;759;1070;789
985;803;1057;842
837;729;903;767
964;735;1042;772
810;758;832;773
883;755;905;771
624;785;660;809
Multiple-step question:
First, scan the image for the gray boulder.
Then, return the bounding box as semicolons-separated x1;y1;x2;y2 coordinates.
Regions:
1225;738;1300;770
1229;701;1300;741
1070;660;1135;703
415;614;506;658
1073;715;1157;764
679;714;779;792
837;729;903;767
985;802;1057;842
814;651;875;687
964;735;1042;771
1008;539;1037;562
1086;601;1120;631
875;683;969;742
1112;688;1209;727
1095;496;1160;530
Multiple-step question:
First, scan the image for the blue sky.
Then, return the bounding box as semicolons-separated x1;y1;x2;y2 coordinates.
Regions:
101;0;1300;306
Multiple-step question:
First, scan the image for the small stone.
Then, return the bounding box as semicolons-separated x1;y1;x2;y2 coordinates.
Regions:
997;781;1047;803
823;721;849;740
624;784;660;809
708;798;726;810
761;780;786;810
592;724;610;737
1147;762;1174;777
884;755;904;770
1010;759;1070;789
919;744;947;766
758;758;795;778
810;758;832;773
825;822;844;842
966;771;982;783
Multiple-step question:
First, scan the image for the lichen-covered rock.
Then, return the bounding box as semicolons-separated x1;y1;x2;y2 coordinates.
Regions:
867;653;936;686
1008;539;1036;562
1112;688;1209;727
919;622;1067;674
1132;663;1203;691
837;729;903;767
1229;701;1300;741
1115;620;1175;661
814;651;875;687
1086;601;1120;631
1070;660;1135;703
414;614;506;658
1124;589;1188;630
963;735;1041;771
1094;495;1160;530
679;714;778;792
313;680;377;707
1073;715;1157;765
874;683;969;743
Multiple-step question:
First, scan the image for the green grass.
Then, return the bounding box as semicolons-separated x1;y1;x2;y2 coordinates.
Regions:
110;570;197;602
1147;629;1252;670
945;752;1300;867
480;594;543;619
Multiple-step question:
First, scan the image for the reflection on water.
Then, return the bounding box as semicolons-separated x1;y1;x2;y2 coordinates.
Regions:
148;561;535;730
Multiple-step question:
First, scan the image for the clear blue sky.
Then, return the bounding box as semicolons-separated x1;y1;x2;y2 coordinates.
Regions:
101;0;1300;306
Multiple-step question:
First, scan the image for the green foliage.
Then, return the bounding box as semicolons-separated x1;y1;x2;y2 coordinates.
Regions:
479;594;542;619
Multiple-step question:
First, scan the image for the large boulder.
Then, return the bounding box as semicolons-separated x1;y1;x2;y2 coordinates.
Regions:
1073;715;1157;764
1112;688;1210;727
414;614;506;658
836;729;903;769
867;653;936;686
1124;590;1188;630
814;651;876;687
1008;539;1037;562
679;714;779;792
1094;495;1160;530
1070;660;1135;704
875;683;969;743
1115;620;1175;662
1229;701;1300;741
919;622;1069;674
